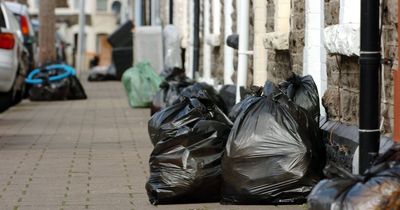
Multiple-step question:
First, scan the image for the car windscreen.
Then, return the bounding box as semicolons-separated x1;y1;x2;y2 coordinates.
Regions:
0;7;6;28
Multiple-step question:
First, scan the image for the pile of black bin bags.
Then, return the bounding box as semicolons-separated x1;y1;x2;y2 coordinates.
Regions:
146;74;326;205
308;144;400;210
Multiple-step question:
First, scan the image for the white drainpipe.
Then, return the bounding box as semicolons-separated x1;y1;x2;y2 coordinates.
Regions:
224;0;234;85
202;0;213;84
252;0;267;86
135;0;142;26
185;0;194;79
151;0;161;26
212;0;221;36
236;0;250;103
303;0;327;116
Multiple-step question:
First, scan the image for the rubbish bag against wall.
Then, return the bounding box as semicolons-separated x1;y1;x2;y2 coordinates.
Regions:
221;82;325;205
163;25;182;69
122;62;162;108
67;75;87;100
279;74;320;123
146;91;232;204
308;145;400;210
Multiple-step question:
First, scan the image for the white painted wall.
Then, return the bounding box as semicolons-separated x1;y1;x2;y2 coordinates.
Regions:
303;0;327;116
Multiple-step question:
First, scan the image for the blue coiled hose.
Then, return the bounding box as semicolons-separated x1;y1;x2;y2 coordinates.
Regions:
25;64;76;85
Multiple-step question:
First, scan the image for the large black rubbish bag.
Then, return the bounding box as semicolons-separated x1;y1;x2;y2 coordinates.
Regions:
29;69;87;101
308;145;400;210
29;77;70;101
151;68;193;115
146;91;232;205
221;82;325;204
279;74;320;123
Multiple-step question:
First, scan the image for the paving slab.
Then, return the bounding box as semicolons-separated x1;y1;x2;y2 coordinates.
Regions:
0;78;304;210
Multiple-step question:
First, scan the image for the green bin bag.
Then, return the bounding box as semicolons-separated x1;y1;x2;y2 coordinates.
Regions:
122;62;163;108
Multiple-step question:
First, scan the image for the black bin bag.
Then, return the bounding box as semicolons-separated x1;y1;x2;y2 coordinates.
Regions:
221;82;325;205
146;91;233;205
308;144;400;210
30;77;70;101
279;74;320;123
29;70;87;101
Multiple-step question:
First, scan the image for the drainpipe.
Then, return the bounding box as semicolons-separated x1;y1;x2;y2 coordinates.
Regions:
212;0;221;36
169;0;173;24
394;1;400;142
202;0;212;84
151;0;161;26
253;0;267;86
186;0;194;79
192;0;200;79
358;0;381;174
135;0;142;26
224;0;234;85
236;0;250;103
77;0;86;75
303;0;327;116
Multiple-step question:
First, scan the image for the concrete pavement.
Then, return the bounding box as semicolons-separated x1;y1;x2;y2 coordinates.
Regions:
0;79;305;210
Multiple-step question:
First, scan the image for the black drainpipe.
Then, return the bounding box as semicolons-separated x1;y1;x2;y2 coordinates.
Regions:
169;0;174;24
359;0;381;174
192;0;200;79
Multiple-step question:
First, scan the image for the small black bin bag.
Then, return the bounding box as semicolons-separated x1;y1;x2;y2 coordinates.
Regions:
279;74;320;123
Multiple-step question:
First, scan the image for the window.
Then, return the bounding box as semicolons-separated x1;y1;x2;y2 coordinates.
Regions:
96;0;108;12
0;7;5;27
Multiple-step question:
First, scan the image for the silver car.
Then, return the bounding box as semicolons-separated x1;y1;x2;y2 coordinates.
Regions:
0;3;29;112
